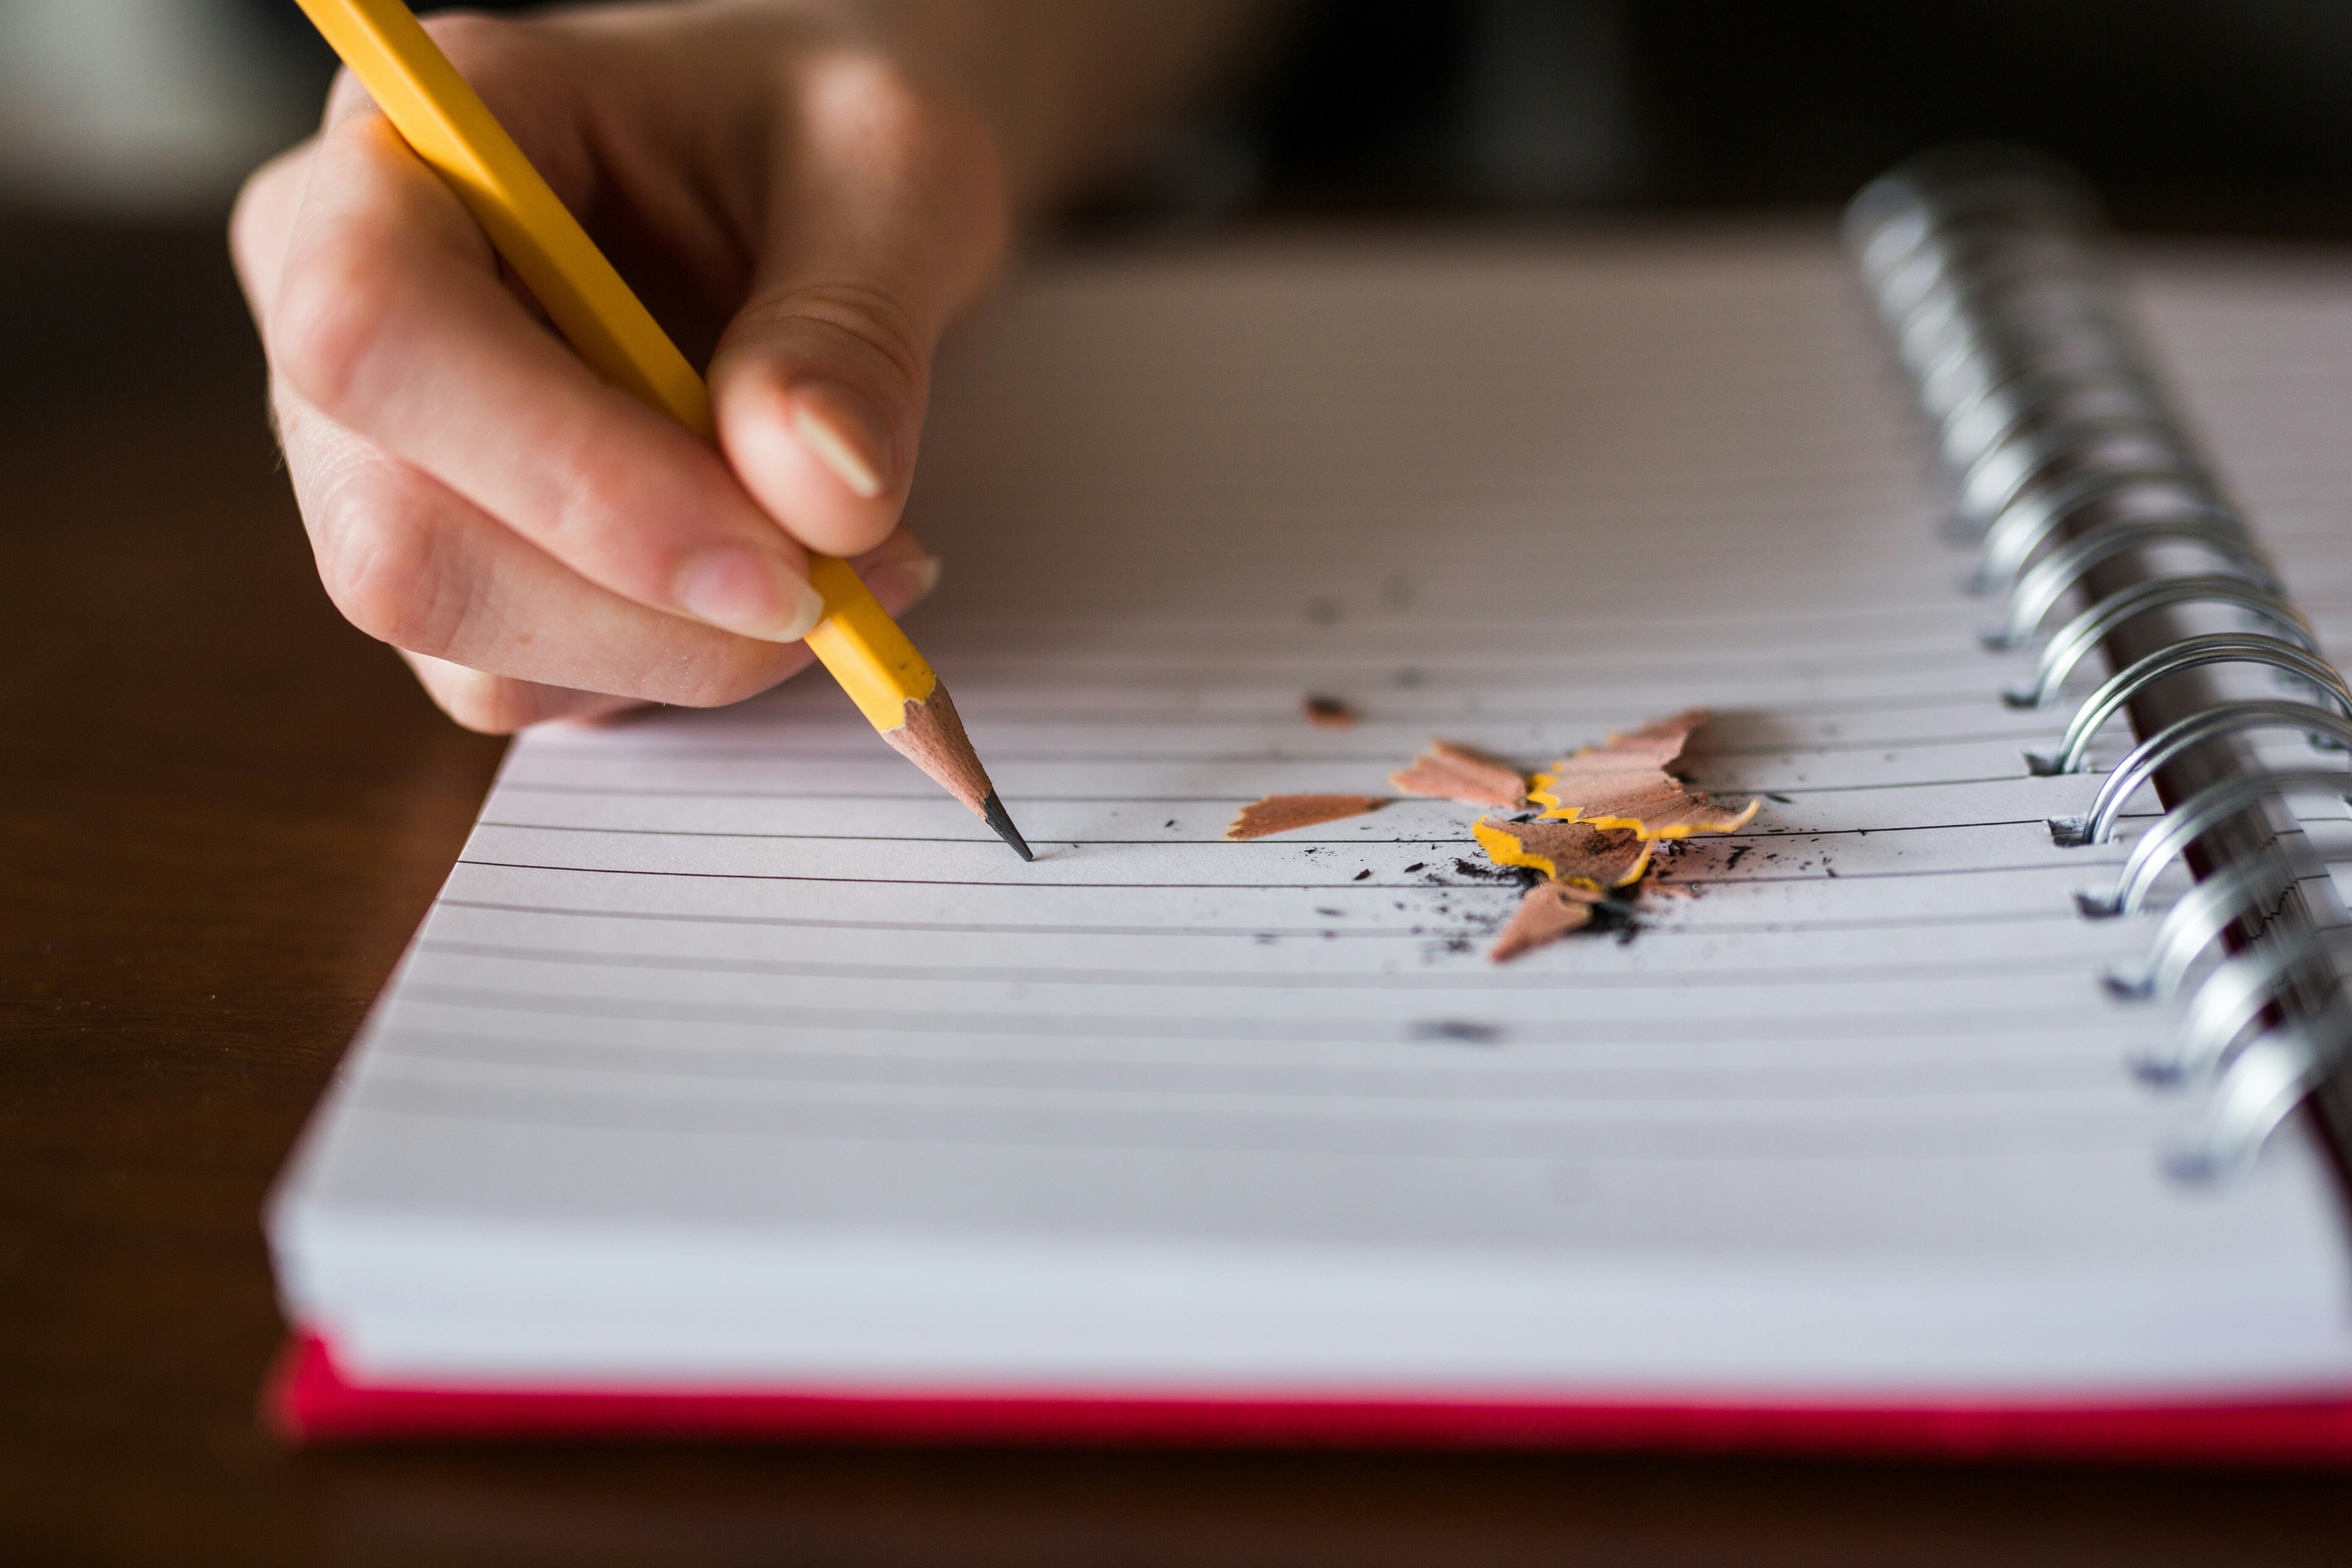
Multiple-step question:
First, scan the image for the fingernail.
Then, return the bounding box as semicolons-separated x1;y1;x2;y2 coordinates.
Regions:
675;546;827;641
866;554;943;611
790;380;891;500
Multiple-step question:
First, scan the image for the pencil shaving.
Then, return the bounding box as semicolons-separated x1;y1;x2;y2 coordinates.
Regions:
1228;709;1760;961
1466;708;1764;961
1527;708;1760;839
1490;881;1605;962
1224;794;1387;841
1471;818;1653;889
1389;739;1527;808
1543;786;1761;839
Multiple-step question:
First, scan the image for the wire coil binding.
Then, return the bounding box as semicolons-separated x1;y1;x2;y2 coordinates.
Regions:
1845;145;2352;1177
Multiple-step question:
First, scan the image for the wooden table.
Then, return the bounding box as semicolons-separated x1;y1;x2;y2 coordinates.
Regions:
4;212;2347;1566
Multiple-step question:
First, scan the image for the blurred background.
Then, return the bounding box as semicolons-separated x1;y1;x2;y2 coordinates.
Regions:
6;0;2352;226
0;0;335;216
10;0;2348;477
7;0;2346;426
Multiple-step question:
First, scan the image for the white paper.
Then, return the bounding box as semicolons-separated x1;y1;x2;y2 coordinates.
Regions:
270;230;2352;1399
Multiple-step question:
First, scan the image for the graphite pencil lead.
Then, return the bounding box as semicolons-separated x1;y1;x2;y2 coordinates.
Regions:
873;681;1031;861
980;791;1035;862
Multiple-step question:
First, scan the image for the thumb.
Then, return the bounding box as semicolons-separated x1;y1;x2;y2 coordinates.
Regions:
707;54;1009;560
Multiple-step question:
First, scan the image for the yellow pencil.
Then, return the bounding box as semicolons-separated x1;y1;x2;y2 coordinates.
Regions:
292;0;1032;860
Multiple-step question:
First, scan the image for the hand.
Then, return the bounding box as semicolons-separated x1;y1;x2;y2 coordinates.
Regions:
230;2;1009;730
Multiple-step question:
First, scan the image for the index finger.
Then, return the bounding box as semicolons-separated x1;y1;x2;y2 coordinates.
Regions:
265;104;824;644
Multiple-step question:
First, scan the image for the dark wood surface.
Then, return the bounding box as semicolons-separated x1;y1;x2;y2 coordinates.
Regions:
5;212;2350;1567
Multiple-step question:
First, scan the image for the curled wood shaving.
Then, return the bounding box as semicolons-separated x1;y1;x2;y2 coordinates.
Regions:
1224;794;1387;841
1490;881;1605;961
1388;739;1527;809
1471;817;1653;890
1527;708;1759;839
1223;710;1763;963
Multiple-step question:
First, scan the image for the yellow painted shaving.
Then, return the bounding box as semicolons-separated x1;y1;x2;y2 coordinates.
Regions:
1471;819;1653;889
1525;780;1761;839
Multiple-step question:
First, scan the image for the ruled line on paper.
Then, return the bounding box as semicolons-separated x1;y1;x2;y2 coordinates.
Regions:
333;1075;2170;1167
373;1031;2154;1094
497;732;2059;769
408;937;2118;991
374;1035;2134;1103
431;897;2086;939
479;775;2093;802
366;1026;2117;1081
499;741;2056;769
382;991;2142;1047
480;688;2027;741
488;693;2048;730
504;652;2008;708
464;812;2118;844
449;856;2132;891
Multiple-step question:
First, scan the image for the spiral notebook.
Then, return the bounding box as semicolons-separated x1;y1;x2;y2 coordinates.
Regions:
265;157;2352;1460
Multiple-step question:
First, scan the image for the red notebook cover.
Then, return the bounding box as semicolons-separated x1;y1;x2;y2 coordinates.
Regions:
265;1332;2352;1464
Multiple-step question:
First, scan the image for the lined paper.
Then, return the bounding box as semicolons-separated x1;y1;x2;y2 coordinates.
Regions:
272;232;2352;1398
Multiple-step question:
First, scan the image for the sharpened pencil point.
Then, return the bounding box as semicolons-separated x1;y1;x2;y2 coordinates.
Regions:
876;682;1028;858
981;791;1035;861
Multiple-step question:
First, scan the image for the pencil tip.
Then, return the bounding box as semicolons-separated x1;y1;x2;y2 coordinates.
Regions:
981;791;1035;862
875;681;1032;860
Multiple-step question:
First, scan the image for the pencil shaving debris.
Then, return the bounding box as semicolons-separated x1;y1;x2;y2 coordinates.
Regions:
1225;709;1761;960
1224;794;1387;841
1472;818;1653;890
1303;694;1358;728
1490;881;1605;963
1472;710;1759;961
1527;708;1761;839
1389;739;1527;809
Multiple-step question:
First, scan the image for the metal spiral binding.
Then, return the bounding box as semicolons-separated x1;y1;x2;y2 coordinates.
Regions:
2031;638;2352;782
1972;471;2224;596
2048;699;2352;851
2167;926;2352;1085
1845;145;2352;1176
2102;852;2309;1003
2079;768;2352;921
1984;518;2280;652
2166;1019;2344;1181
2004;576;2314;711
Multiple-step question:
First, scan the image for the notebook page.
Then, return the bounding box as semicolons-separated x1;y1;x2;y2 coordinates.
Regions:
271;231;2352;1398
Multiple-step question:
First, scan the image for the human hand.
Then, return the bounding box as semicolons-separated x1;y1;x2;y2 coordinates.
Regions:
231;1;1009;730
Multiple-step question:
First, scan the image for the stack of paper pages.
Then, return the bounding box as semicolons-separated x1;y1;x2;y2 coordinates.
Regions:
268;230;2352;1457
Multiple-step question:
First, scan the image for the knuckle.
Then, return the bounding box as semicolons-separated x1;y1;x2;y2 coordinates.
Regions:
809;52;1006;212
742;280;928;394
229;151;297;245
418;13;535;76
322;65;376;125
271;233;394;420
782;58;1009;320
519;417;630;554
806;50;974;156
812;52;931;136
307;474;465;656
419;14;581;166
